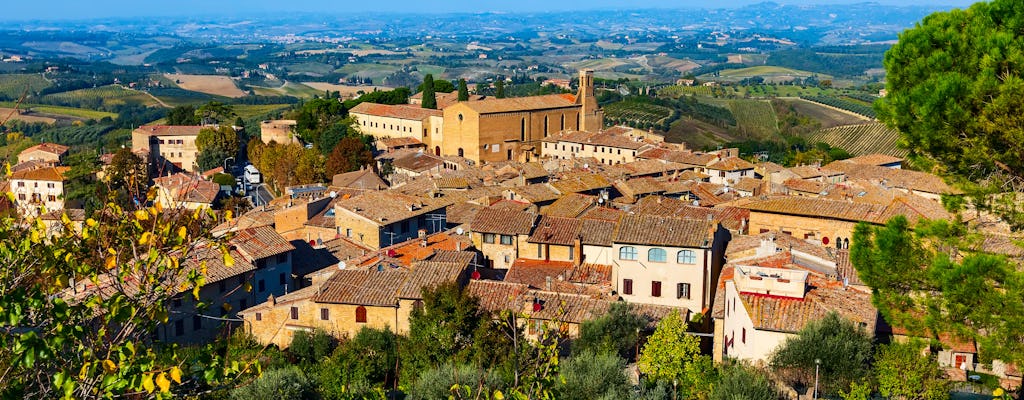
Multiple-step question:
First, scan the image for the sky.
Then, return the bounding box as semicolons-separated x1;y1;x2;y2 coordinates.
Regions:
4;0;976;21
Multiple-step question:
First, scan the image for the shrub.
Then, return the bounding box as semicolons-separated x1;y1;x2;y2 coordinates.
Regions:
557;351;631;400
289;329;338;364
229;366;318;400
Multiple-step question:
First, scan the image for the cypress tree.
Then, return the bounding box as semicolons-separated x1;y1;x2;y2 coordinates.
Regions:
457;78;469;101
421;74;437;109
494;80;505;99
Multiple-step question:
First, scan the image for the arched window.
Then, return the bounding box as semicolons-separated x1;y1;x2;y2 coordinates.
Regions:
619;246;637;260
435;146;440;156
648;248;667;263
355;306;367;323
457;148;464;157
521;118;526;141
677;250;696;264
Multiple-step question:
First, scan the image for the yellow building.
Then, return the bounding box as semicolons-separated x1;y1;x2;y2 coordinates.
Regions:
349;103;442;151
260;120;299;144
131;125;204;172
440;70;603;163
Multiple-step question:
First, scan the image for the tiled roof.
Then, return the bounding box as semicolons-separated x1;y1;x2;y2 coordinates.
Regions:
506;259;576;290
979;235;1024;258
783;178;827;194
637;147;713;166
738;273;875;334
427;250;477;265
133;125;204;136
620;159;688;177
40;208;86;221
466;280;529;311
580;219;618;246
732;177;763;193
350;102;442;120
543;129;649;150
834;249;863;286
390;151;445;173
740;196;903;225
540;193;596;218
470;207;537;235
335;191;447;226
446;202;486;225
153;173;220;204
843;153;903;167
707;157;755;171
550;173;611;194
434;177;472;190
789;165;844;179
313;269;407;306
615;214;714;248
581;206;625;222
332;169;389;190
566;263;613;285
632;196;748;232
614;177;665;200
10;166;68;182
398;259;470;299
457;93;577;114
823;161;957;195
353;231;473;269
19;142;69;156
182;244;256;286
380;137;425;149
710;265;734;319
230;226;295;261
528;216;583;245
509;183;561;203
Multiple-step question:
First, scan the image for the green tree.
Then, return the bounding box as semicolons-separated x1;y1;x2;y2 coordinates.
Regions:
197;101;236;125
167;105;200;125
103;147;148;209
417;78;454;95
420;74;437;109
229;366;317;400
457;78;469;101
495;80;506;99
711;362;781;400
401;282;484;383
556;351;631;400
195;125;241;171
877;0;1024;227
62;150;102;212
637;312;714;399
874;341;949;400
769;312;873;396
325;137;373;177
573;302;645;359
289;329;338;364
318;327;397;399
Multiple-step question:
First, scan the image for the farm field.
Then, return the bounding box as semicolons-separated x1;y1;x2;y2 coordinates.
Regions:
727;99;777;139
42;85;161;108
250;81;321;98
164;73;247;98
665;117;735;150
782;98;870;128
701;66;831;84
1;103;117;120
807;122;906;157
334;63;400;82
233;104;292;119
604;101;674;127
658;85;716;97
301;82;389;98
800;95;877;118
0;74;52;99
0;108;57;124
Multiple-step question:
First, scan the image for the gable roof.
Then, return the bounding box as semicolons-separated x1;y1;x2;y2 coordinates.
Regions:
335;191;447;226
614;215;714;248
19;142;69;157
707;156;755;171
313;269;407;306
528;216;583;245
10;166;69;182
843;153;903;167
133;125;205;136
350;102;442;120
230;225;296;261
153;173;220;204
540;193;596;218
332;169;389;190
470;207;537;235
739;196;948;225
455;93;577;114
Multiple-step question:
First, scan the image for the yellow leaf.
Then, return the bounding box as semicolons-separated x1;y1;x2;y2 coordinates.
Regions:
4;192;14;203
223;252;235;267
134;210;149;221
60;213;70;225
169;366;182;384
3;162;10;177
225;210;233;221
105;255;117;270
102;359;117;374
30;230;39;243
107;248;117;256
139;232;152;246
142;373;155;393
86;218;97;227
243;282;252;292
81;228;90;239
222;302;232;312
154;201;163;213
493;390;505;400
149;206;158;216
155;372;171;392
79;363;91;380
177;226;188;240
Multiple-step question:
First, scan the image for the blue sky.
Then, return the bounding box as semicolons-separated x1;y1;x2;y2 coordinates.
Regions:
6;0;975;21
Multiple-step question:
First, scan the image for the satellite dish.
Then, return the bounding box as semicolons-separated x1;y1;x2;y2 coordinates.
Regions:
330;191;338;198
337;261;346;270
456;227;465;235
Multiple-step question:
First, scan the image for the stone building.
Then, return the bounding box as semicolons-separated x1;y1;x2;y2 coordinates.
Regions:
131;125;204;173
259;120;299;144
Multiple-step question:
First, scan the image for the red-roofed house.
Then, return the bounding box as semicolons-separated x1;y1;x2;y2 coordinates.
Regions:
131;125;205;172
18;142;69;165
350;102;443;152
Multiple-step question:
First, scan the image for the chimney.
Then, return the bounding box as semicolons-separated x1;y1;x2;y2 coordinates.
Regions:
545;276;552;291
573;234;583;267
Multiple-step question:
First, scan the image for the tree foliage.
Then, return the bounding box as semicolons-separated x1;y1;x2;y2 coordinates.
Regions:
573;302;645;359
556;351;631;400
457;78;469;101
229;366;318;400
166;105;200;125
248;140;326;193
195;125;240;171
637;312;714;399
317;327;397;399
852;217;1024;365
710;362;781;400
874;341;949;400
420;74;437;109
769;312;873;396
401;282;486;382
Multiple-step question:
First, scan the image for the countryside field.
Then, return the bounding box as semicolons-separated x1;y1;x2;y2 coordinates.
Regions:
603;101;674;126
233;104;293;119
165;73;247;98
0;74;52;99
250;81;322;98
301;82;390;98
782;98;869;128
0;108;57;124
701;66;831;84
0;102;118;120
43;85;161;108
727;99;777;138
807;122;906;157
665;117;735;150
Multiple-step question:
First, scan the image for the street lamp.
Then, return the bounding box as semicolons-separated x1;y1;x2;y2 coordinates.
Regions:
813;358;821;400
223;156;234;172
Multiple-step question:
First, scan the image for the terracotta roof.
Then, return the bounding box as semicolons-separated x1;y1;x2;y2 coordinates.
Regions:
40;208;86;221
632;196;748;232
979;235;1024;258
843;154;903;167
735;267;876;334
783;178;827;194
466;280;529;311
637;147;714;166
230;225;296;261
581;206;625;222
398;259;471;299
434;177;472;190
335;191;447;226
471;207;537;235
201;166;225;178
456;93;577;114
540;193;596;218
528;216;583;245
153;173;220;204
725;231;834;262
789;165;844;179
543;129;649;150
19;142;69;157
10;166;68;182
834;249;863;286
739;196;944;225
505;259;576;290
620;159;688;177
823;161;957;195
182;244;256;286
509;184;561;203
615;214;714;248
707;157;755;171
732;177;763;193
133;125;204;136
322;236;374;262
380;137;425;148
353;231;473;269
332;169;389;190
313;269;406;306
446;202;486;225
614;177;665;200
390;150;444;173
580;219;618;246
550;173;611;194
350;102;442;120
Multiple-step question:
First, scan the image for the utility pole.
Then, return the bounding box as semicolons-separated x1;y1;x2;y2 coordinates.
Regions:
814;358;821;400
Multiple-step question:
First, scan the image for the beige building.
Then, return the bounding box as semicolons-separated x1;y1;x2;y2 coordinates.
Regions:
440;70;603;163
260;120;299;144
10;166;69;218
18;142;69;165
541;127;653;165
349;103;442;150
131;125;204;172
333;191;449;249
470;207;538;269
152;173;221;210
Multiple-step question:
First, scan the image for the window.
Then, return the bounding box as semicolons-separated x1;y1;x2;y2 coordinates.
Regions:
193;315;202;331
483;233;495;244
537;244;542;258
568;246;574;260
677;283;691;299
258;280;265;292
17;194;25;201
175;320;184;336
619;246;637;260
742;328;746;343
623;279;633;295
356;306;367;323
346;228;352;237
16;182;24;187
46;183;54;188
255;312;262;321
500;235;513;245
648;248;667;262
320;308;330;321
277;253;288;264
290;307;298;320
47;195;56;202
677;250;697;264
651;281;662;297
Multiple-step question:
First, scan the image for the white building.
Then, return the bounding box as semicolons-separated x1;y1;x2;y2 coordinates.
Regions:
10;166;69;218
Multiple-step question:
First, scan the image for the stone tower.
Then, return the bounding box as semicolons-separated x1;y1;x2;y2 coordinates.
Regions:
576;69;604;132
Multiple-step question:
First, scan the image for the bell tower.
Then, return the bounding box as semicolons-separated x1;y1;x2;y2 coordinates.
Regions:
576;69;604;132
